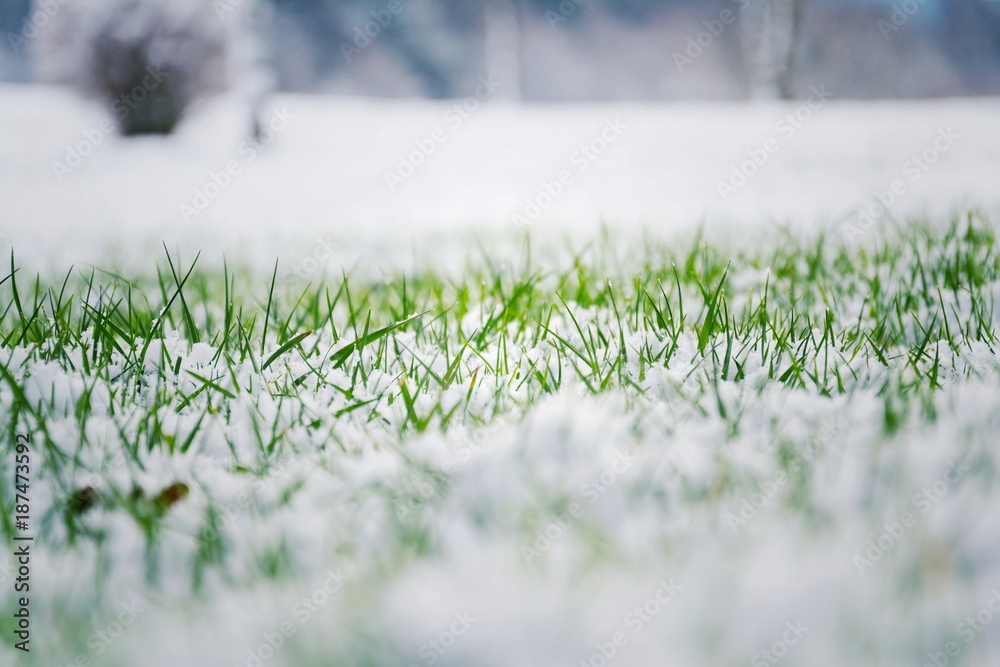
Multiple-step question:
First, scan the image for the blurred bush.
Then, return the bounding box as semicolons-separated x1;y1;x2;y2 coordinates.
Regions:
31;0;227;134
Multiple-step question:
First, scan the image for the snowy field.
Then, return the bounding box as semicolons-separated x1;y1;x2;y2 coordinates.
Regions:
2;86;1000;667
4;84;1000;270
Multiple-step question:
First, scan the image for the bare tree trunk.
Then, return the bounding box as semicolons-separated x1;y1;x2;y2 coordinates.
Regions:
740;0;801;100
222;0;276;140
484;0;523;102
942;0;1000;93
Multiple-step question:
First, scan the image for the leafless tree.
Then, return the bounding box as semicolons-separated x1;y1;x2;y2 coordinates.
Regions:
740;0;802;99
32;0;272;136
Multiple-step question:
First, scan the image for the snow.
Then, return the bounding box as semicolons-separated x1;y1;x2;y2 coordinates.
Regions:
3;312;997;665
2;85;1000;666
3;83;1000;272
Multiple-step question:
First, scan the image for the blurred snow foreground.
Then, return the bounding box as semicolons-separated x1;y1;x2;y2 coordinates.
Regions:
30;0;272;136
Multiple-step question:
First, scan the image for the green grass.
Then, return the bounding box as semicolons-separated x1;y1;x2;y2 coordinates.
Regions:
4;216;997;441
1;213;999;665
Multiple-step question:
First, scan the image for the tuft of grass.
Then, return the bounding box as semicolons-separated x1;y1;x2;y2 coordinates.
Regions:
1;214;999;665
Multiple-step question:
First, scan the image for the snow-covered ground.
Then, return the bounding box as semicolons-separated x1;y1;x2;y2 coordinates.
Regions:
3;83;1000;271
3;86;1000;667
